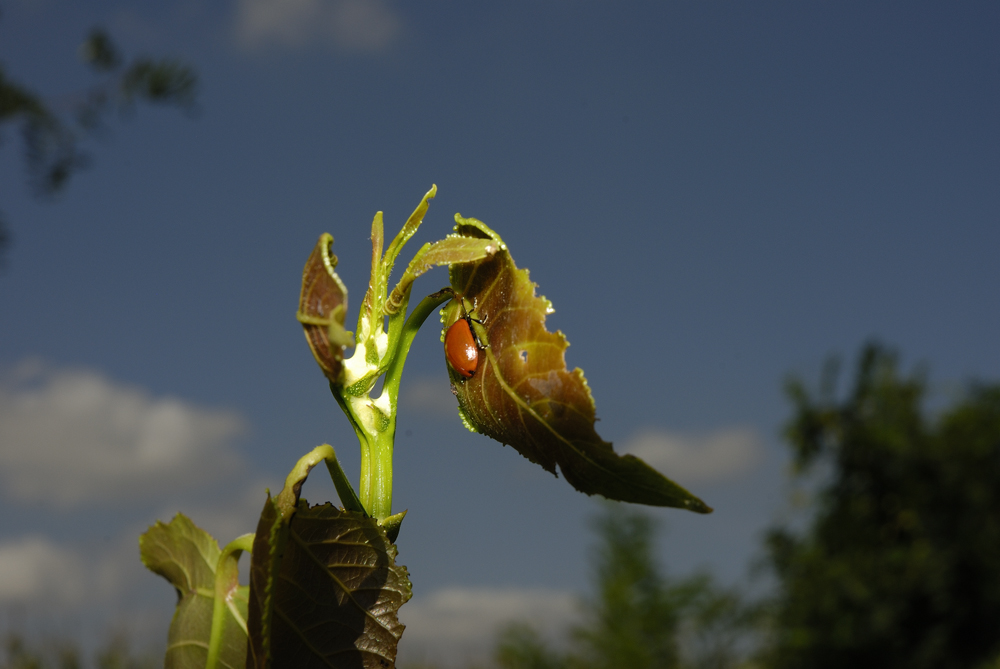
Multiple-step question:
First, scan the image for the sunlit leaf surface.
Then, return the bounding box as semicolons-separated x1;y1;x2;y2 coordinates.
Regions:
246;496;411;668
385;235;499;315
140;514;250;669
445;215;711;513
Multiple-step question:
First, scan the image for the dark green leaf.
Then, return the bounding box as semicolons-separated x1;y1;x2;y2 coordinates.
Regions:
445;215;711;513
81;29;122;71
0;66;49;121
120;59;197;108
246;455;411;668
0;211;10;265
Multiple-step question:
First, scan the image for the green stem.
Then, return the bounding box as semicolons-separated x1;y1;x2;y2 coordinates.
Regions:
352;288;453;520
382;288;454;402
331;384;373;510
275;444;362;517
357;289;453;521
323;444;366;514
367;431;393;520
206;533;254;669
336;290;453;520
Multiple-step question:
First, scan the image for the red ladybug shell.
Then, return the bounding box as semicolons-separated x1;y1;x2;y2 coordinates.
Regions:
445;316;479;378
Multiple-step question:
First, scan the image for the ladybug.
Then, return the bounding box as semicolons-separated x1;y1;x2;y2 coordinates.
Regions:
445;307;485;379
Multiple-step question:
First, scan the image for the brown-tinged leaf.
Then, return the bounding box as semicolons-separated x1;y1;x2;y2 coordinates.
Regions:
246;462;411;668
140;514;250;669
445;215;711;513
297;233;354;384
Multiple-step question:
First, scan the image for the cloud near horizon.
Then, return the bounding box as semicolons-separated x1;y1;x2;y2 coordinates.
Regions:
0;360;248;507
398;586;576;664
234;0;403;52
0;536;86;606
621;427;764;484
0;494;268;618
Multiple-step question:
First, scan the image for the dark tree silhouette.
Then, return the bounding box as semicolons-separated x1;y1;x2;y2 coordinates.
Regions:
761;343;1000;669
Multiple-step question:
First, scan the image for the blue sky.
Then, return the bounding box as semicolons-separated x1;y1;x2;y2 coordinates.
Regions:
1;1;998;665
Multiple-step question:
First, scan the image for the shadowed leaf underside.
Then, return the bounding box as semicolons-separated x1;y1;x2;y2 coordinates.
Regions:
298;233;353;384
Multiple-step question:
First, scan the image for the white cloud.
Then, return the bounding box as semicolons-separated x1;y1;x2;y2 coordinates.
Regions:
0;503;262;613
0;529;186;650
0;360;247;506
234;0;403;52
0;536;86;605
621;427;764;484
399;587;576;664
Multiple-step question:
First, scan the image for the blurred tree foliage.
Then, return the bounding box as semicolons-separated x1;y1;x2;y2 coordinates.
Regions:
492;342;1000;669
493;504;758;669
0;13;197;264
1;632;155;669
759;343;1000;669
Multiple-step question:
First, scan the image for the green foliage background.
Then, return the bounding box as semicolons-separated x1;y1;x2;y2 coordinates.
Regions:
760;344;1000;669
0;632;156;669
490;504;757;669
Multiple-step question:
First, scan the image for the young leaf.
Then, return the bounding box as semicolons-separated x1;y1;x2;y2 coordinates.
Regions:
140;514;250;669
445;215;711;513
246;450;411;668
297;233;354;384
385;235;500;315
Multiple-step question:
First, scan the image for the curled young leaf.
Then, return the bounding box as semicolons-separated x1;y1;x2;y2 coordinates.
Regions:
445;215;711;513
385;235;500;315
297;234;354;384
